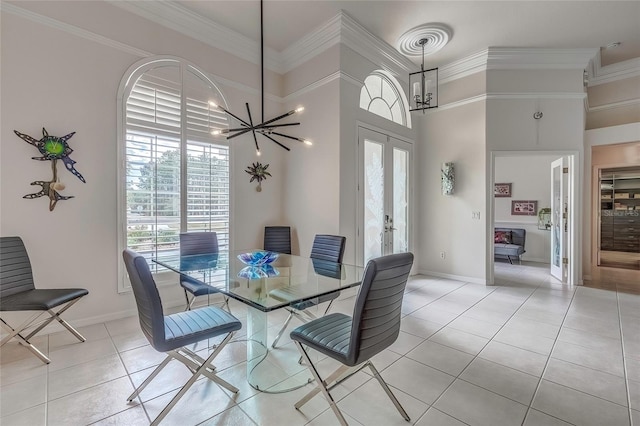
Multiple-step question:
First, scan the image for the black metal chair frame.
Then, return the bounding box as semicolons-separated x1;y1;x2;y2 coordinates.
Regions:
123;248;241;426
291;252;414;426
0;236;88;364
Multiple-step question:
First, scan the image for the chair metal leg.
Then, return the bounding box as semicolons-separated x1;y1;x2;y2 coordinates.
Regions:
22;299;85;342
127;356;172;402
183;289;191;310
151;332;237;426
294;341;348;426
0;316;51;364
367;361;410;422
271;309;295;349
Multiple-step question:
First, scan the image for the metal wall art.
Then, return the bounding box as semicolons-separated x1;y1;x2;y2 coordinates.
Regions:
245;162;271;192
14;127;86;211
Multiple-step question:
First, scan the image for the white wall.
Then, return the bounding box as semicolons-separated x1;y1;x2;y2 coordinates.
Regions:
0;2;286;326
494;155;559;263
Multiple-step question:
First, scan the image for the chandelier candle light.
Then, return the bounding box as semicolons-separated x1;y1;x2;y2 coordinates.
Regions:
209;0;311;156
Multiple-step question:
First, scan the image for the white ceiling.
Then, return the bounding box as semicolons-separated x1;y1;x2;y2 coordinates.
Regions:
175;1;640;68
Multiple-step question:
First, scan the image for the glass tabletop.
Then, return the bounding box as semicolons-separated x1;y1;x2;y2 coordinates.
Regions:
153;250;365;312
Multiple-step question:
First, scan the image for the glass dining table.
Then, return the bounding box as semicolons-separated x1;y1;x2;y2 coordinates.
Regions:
153;249;365;393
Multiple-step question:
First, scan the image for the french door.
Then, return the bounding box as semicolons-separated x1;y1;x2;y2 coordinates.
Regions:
550;157;568;283
358;127;412;264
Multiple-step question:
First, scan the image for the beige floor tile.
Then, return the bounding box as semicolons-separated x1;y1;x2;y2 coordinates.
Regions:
629;379;640;412
90;405;149;425
339;379;429;426
522;409;573;426
48;353;128;400
129;360;196;402
0;374;47;417
434;379;528;426
400;316;443;339
551;340;624;377
0;402;46;426
414;408;467;426
119;344;167;374
543;357;628;406
387;331;425;355
532;380;630;426
0;355;48;387
478;341;548;377
198;405;260;426
48;323;109;350
381;356;454;405
47;337;117;372
446;315;502;339
493;326;556;356
406;340;474;376
47;376;137;425
459;357;539;405
429;327;489;355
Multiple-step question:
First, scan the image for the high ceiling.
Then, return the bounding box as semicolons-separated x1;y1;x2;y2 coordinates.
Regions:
175;1;640;68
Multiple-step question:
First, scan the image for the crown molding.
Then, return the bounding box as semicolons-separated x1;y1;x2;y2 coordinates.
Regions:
589;57;640;87
1;2;152;58
107;0;282;73
588;98;640;113
486;47;598;70
439;50;489;84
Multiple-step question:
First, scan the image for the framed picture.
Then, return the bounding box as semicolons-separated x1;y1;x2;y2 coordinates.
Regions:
511;200;537;216
494;183;512;198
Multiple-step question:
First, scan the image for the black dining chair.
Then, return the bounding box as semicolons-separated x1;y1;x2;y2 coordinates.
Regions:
270;234;346;348
291;252;414;425
122;249;241;426
179;232;229;312
0;236;89;364
263;226;292;254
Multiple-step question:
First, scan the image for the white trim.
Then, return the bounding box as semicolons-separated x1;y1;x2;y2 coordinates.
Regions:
589;57;640;87
486;47;598;70
1;2;152;58
487;92;587;100
588;98;640;113
585;122;640;146
415;270;486;285
106;0;280;72
281;13;343;73
495;220;539;227
283;71;362;102
440;50;489;84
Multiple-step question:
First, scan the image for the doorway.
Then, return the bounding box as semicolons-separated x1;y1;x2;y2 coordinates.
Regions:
357;126;412;265
490;151;580;286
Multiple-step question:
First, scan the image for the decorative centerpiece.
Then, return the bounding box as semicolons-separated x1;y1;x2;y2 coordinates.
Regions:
237;250;279;266
237;265;280;280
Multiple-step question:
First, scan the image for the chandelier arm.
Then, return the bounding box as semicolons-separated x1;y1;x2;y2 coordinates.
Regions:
255;122;300;131
226;128;254;140
258;110;298;127
245;103;261;153
218;106;251;127
267;131;306;143
261;133;291;151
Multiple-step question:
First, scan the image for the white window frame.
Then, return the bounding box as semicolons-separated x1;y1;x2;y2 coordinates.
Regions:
359;70;412;129
116;56;231;292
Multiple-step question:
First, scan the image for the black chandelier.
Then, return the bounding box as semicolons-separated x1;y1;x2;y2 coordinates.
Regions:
209;0;310;156
409;38;438;112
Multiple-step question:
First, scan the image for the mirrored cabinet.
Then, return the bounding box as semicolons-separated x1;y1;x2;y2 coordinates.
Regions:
599;167;640;265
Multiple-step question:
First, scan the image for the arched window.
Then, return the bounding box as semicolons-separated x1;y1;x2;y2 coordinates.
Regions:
359;70;411;128
117;57;229;291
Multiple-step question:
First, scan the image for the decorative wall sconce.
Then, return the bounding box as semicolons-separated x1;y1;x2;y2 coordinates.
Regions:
441;162;455;195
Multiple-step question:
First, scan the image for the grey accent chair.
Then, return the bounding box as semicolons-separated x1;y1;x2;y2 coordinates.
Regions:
122;249;241;426
263;226;292;254
290;252;414;426
270;234;346;348
179;232;229;312
0;236;88;364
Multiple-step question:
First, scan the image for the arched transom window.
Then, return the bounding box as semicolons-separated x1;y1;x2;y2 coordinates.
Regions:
359;71;411;128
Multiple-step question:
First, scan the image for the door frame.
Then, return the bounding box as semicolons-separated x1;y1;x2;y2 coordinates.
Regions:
489;150;582;286
356;122;415;266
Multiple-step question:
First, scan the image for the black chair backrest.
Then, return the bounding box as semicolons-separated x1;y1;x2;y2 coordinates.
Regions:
122;249;165;350
180;232;218;256
264;226;292;254
312;258;344;280
0;236;36;299
348;252;413;366
310;234;346;263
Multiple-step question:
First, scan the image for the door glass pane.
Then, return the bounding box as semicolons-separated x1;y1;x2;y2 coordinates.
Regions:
393;148;408;253
364;140;384;262
552;165;561;268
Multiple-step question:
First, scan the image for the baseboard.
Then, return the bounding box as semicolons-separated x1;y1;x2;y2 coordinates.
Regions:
415;269;486;285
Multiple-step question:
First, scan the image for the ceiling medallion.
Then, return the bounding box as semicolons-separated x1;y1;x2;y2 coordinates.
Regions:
397;23;453;57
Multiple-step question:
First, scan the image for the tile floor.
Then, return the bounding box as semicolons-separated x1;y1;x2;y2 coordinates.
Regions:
1;261;639;426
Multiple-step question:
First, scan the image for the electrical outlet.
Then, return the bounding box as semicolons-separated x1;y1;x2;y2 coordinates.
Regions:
472;211;481;220
440;251;446;259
